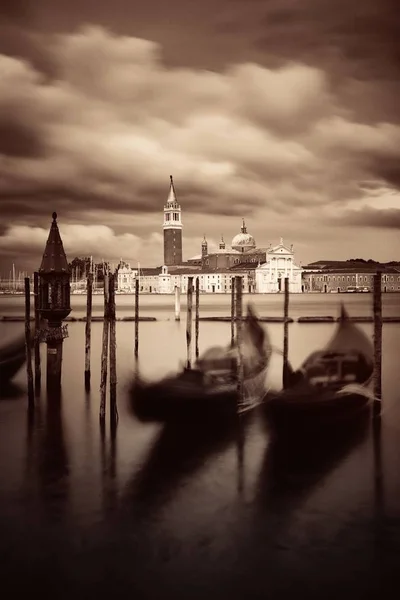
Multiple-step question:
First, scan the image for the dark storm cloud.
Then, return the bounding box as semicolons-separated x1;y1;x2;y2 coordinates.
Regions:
0;2;56;77
219;0;400;127
370;159;400;190
0;0;32;21
237;0;400;77
340;207;400;229
0;120;43;158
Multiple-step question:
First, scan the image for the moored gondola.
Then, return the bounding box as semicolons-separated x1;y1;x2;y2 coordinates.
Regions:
263;305;375;434
129;304;272;424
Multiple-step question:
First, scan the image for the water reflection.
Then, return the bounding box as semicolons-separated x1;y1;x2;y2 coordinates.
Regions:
236;414;246;496
256;414;370;513
372;417;384;519
0;380;24;400
25;391;70;523
372;416;387;572
122;414;253;519
100;420;118;517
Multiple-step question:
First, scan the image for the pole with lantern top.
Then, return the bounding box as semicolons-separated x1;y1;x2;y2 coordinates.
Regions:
37;212;71;392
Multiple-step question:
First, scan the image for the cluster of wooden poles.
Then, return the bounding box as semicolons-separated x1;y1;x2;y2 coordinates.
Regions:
85;270;139;426
24;270;383;421
24;273;41;407
175;275;245;373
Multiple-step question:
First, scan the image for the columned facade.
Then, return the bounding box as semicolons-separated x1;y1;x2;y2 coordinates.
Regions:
255;239;303;293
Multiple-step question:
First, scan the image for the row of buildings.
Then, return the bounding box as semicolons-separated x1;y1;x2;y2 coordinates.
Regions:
116;176;399;294
118;260;400;295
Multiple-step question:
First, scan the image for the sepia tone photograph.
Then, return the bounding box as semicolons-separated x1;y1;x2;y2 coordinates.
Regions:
0;1;399;598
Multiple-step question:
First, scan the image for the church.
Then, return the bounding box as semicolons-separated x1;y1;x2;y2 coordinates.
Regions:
118;176;303;293
255;240;303;293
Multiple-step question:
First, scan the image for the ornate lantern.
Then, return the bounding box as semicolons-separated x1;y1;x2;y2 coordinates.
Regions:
38;212;71;329
37;213;71;391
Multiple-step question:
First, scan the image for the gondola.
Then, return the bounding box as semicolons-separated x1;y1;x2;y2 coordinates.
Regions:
263;305;375;434
129;304;272;424
0;331;27;386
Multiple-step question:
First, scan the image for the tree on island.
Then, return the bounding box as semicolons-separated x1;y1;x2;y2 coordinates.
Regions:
346;258;400;266
68;257;109;281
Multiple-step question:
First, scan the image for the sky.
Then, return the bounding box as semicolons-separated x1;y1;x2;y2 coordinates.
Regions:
0;0;399;274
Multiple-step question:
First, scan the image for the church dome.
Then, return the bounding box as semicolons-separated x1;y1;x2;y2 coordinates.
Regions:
231;219;256;252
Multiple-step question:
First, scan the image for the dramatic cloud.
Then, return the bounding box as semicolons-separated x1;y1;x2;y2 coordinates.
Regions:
0;224;164;269
0;1;399;272
337;208;400;230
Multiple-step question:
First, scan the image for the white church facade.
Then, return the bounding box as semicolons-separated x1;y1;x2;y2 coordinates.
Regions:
255;239;303;294
117;263;138;293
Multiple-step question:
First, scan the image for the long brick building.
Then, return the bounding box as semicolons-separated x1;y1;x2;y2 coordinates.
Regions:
302;261;400;293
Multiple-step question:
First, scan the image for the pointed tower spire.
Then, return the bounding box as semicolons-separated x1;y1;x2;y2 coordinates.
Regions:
201;234;208;258
241;218;247;234
39;212;69;274
219;234;226;250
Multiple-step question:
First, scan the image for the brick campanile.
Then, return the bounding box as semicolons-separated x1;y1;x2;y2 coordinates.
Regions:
163;175;183;266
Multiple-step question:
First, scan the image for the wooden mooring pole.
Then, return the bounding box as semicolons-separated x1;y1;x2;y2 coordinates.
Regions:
174;285;181;321
235;276;244;405
84;272;93;391
373;273;382;418
231;279;235;348
186;277;193;368
282;277;290;389
100;272;109;422
134;278;139;359
195;277;200;359
24;277;34;405
109;272;118;427
372;273;384;528
33;271;41;393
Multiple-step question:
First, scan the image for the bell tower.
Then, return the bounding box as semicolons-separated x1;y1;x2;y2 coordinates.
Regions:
163;175;183;266
201;234;208;258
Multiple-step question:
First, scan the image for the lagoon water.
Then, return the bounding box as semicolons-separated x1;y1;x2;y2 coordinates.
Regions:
1;293;400;598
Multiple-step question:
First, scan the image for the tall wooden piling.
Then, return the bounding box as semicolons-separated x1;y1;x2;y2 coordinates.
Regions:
174;285;181;321
235;276;244;405
84;272;93;391
195;277;200;358
231;279;235;348
282;277;290;388
372;273;384;537
373;273;382;417
109;272;118;427
46;337;64;393
186;277;193;368
33;271;41;392
100;272;109;422
24;278;34;405
134;278;139;359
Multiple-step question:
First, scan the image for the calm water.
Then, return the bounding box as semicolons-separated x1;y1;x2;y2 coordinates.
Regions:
1;293;400;598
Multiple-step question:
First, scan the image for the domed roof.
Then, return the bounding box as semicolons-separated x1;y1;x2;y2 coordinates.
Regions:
231;219;256;250
231;232;256;247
